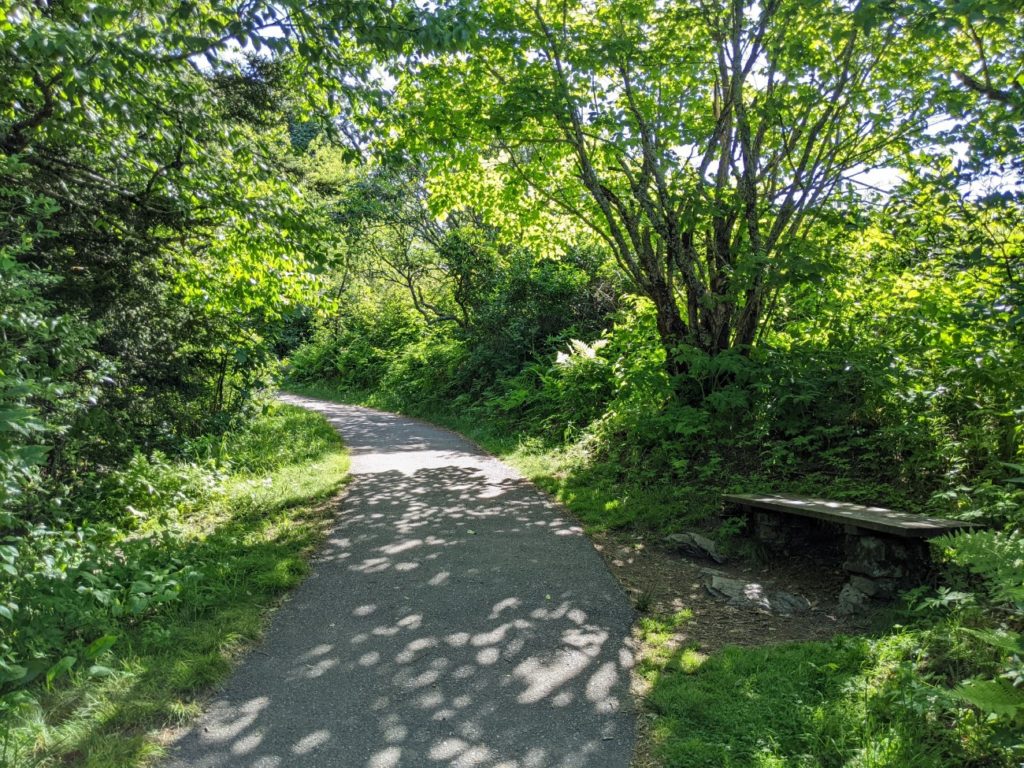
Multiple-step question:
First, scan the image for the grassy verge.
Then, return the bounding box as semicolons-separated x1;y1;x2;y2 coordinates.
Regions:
1;403;349;768
637;610;1010;768
634;612;990;768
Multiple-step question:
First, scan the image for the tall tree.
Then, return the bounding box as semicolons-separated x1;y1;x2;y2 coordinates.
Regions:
392;0;933;375
916;0;1024;176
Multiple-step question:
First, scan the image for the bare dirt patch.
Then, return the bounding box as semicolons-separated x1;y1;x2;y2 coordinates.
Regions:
592;529;867;652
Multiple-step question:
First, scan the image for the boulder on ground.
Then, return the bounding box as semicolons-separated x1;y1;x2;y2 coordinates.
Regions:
699;568;811;616
837;582;871;615
668;531;727;563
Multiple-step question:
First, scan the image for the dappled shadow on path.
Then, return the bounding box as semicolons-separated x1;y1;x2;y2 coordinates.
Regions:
166;398;636;768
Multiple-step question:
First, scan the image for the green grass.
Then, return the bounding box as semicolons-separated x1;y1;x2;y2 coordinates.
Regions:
634;614;1000;768
1;403;350;768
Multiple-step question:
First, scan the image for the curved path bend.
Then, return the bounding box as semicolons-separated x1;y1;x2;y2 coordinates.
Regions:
167;394;636;768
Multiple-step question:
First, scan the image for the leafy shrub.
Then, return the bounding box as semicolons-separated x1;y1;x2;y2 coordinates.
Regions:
0;404;342;708
0;226;108;524
457;246;618;394
895;524;1024;757
939;528;1024;604
287;330;342;383
289;291;422;391
376;335;469;412
932;479;1024;527
489;338;614;439
746;343;946;489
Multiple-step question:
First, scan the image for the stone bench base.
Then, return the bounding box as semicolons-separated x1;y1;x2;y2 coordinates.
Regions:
838;531;929;614
749;510;931;614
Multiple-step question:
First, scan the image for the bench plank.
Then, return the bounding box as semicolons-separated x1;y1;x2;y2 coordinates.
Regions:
724;493;973;538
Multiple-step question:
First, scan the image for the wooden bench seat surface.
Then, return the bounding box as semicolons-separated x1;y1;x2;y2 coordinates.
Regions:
723;493;973;538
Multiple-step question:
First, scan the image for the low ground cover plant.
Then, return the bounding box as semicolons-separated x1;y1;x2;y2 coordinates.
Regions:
0;404;349;767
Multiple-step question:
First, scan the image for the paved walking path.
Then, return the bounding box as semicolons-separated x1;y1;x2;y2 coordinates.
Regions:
166;394;636;768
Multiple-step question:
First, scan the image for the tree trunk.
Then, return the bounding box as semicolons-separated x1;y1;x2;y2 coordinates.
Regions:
647;279;690;378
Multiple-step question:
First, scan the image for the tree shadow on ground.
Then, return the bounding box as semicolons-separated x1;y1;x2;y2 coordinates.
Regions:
163;399;637;768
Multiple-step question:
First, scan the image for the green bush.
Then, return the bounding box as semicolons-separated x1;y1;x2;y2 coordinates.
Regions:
0;403;344;714
377;334;469;412
0;227;108;525
488;337;615;439
289;291;422;391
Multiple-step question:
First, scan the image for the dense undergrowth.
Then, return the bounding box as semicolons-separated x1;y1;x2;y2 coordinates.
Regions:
0;404;349;768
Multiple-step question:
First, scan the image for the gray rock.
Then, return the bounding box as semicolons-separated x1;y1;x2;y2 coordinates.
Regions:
667;531;727;563
847;574;899;599
838;582;870;615
771;591;812;616
843;534;910;579
848;574;881;596
703;572;771;611
699;569;810;616
752;513;790;548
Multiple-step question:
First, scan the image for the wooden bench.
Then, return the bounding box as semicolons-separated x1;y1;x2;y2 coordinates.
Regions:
723;493;976;613
723;493;971;538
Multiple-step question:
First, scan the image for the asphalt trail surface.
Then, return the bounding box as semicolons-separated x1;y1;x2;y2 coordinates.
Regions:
166;394;636;768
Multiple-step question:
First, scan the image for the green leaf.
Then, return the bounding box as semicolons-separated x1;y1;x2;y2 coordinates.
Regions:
961;627;1024;655
954;679;1024;716
46;656;76;686
84;634;118;660
0;663;28;685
